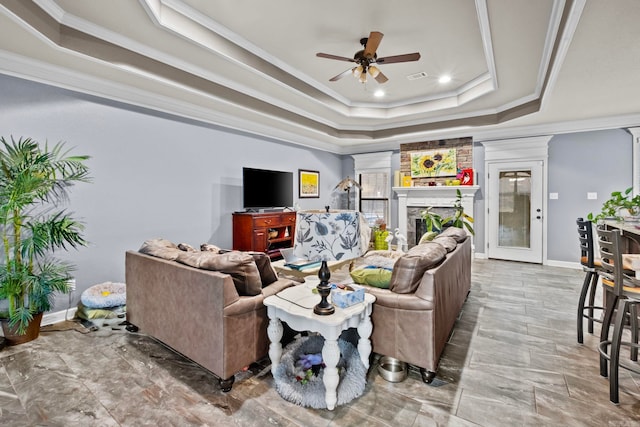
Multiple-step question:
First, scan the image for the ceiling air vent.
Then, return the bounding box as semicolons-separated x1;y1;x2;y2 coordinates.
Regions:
407;71;428;81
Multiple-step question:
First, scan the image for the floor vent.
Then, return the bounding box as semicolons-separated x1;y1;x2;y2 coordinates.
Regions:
407;71;429;80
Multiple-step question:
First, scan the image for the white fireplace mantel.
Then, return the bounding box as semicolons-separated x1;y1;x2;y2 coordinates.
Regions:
394;185;480;242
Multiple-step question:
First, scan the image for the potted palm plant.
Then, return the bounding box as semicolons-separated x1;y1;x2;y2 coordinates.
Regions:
0;136;90;344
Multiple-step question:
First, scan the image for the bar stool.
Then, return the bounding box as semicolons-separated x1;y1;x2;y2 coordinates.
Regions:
595;226;640;404
576;218;603;343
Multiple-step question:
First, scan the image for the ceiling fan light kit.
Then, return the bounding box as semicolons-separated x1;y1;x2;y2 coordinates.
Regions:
317;31;420;86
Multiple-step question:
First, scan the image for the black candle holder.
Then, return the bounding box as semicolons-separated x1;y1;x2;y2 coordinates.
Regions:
313;260;335;315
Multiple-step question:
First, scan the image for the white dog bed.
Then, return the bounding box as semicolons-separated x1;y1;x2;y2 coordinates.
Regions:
272;335;366;409
80;282;126;309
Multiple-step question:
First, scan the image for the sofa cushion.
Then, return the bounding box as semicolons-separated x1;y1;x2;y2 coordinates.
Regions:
139;238;181;260
433;235;457;252
389;242;447;294
440;226;468;242
350;266;393;288
175;250;263;296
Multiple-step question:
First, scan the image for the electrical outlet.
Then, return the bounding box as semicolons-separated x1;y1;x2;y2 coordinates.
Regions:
68;279;76;291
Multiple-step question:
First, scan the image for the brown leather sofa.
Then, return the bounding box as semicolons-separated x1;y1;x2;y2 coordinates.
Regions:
125;243;295;391
362;228;472;383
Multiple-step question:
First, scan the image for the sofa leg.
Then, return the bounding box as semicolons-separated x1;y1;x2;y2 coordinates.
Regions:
219;375;235;392
420;368;436;384
124;322;139;333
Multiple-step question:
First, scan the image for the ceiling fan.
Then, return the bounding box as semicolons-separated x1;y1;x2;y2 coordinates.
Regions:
316;31;421;84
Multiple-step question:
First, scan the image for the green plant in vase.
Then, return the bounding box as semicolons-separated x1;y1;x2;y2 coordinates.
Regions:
588;187;640;222
0;136;90;339
420;207;443;234
419;189;474;243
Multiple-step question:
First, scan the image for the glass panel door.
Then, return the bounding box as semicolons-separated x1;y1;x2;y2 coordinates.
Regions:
498;170;532;248
488;161;543;263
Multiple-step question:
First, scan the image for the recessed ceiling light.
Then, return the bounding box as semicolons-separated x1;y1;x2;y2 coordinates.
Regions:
438;75;452;84
374;89;385;98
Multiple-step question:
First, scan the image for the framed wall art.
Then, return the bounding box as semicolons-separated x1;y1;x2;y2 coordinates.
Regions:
410;148;457;178
299;169;320;198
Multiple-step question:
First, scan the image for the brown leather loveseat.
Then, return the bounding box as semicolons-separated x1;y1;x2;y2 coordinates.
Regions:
125;239;295;391
358;227;472;383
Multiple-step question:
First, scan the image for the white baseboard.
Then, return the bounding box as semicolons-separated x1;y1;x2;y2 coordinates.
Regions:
545;259;581;269
473;253;580;270
42;308;77;326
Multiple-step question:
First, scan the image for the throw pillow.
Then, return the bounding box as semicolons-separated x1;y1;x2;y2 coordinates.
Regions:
350;266;393;288
200;243;222;253
440;226;468;242
139;238;181;261
389;242;447;294
177;243;197;252
361;254;399;270
250;252;279;287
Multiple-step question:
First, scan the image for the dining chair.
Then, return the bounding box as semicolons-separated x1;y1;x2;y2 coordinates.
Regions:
576;218;603;343
595;225;640;404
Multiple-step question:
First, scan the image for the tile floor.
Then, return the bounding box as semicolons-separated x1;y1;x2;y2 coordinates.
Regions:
1;259;639;426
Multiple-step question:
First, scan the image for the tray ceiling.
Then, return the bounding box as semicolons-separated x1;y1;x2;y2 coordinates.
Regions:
0;0;639;153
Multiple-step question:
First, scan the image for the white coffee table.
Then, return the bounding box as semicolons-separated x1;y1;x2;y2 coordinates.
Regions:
263;278;375;410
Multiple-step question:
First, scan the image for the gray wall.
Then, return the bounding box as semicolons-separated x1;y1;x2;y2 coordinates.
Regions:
547;129;631;262
0;74;343;309
472;129;631;263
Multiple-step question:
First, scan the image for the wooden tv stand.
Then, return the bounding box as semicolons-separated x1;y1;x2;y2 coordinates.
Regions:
232;211;296;259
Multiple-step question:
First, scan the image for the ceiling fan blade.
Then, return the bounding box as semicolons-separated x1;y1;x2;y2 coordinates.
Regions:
329;68;354;82
316;52;356;62
376;52;421;64
374;71;389;84
363;31;383;58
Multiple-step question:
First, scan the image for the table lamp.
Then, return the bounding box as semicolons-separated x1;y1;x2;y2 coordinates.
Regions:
292;208;363;315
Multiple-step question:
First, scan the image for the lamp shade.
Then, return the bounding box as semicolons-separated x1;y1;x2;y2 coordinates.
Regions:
293;210;362;262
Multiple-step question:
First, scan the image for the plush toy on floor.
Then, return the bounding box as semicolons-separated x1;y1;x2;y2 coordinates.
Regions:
294;353;324;384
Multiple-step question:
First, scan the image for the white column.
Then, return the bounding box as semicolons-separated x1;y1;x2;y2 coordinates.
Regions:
628;127;640;196
396;190;408;237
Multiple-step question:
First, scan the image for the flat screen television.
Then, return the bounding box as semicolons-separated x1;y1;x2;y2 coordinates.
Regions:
243;167;293;210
